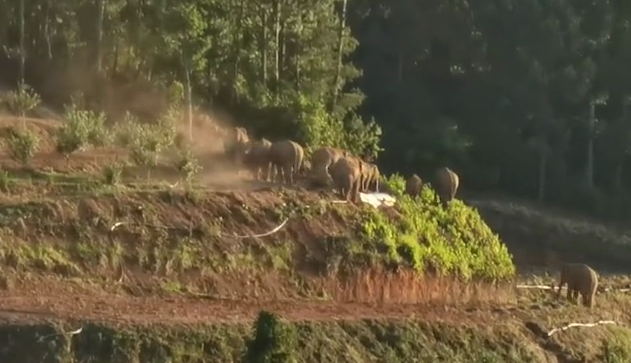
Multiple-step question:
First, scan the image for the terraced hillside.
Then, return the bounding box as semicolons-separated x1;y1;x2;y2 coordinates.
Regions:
0;116;631;362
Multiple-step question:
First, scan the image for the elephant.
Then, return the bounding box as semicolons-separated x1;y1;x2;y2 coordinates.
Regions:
405;174;423;197
434;166;459;207
223;126;250;166
330;156;362;202
269;139;305;185
362;162;380;192
556;262;599;308
243;138;273;181
309;146;348;187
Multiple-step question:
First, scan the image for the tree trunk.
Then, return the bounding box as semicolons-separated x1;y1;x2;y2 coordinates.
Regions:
95;0;105;73
280;22;286;79
43;0;53;60
273;0;281;92
330;0;348;111
584;102;596;188
112;41;119;73
18;0;25;84
260;10;268;85
229;0;246;106
184;64;193;142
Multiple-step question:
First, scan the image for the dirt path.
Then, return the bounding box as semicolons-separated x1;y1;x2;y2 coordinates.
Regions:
0;287;506;327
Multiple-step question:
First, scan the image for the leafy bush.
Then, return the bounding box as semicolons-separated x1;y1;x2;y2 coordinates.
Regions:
3;126;39;166
114;112;143;148
4;82;41;117
336;174;515;281
175;148;202;184
166;81;185;107
157;105;179;147
382;173;407;196
56;103;111;159
601;328;631;363
0;170;13;192
128;123;170;178
244;311;297;363
102;162;124;185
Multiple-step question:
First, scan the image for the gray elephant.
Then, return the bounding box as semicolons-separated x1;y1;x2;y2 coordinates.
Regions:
223;126;250;165
269;139;305;185
309;146;348;186
434;167;459;207
556;263;599;308
243;138;273;181
405;174;423;197
330;156;362;202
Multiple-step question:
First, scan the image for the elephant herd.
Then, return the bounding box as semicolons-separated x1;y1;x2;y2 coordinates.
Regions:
222;126;461;206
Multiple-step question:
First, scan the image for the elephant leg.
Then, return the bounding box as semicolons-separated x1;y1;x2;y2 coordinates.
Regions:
279;166;286;184
284;164;292;185
586;293;594;308
272;164;281;183
344;178;352;201
276;164;285;184
256;165;262;180
339;184;347;200
262;163;270;182
353;179;361;203
289;163;296;185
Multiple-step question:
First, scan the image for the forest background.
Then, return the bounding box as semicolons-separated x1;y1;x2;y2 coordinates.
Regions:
1;0;630;219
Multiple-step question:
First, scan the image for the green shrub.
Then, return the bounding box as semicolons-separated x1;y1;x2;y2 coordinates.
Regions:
341;174;515;281
0;170;13;192
157;105;179;148
601;328;631;363
56;111;87;160
128;123;170;179
244;311;297;363
114;112;144;148
3;126;39;166
4;82;41;118
175;148;202;184
382;173;407;196
56;103;111;160
102;162;124;185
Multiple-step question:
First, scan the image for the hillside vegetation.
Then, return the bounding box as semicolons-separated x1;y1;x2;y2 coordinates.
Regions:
4;0;631;358
0;163;514;298
0;113;630;362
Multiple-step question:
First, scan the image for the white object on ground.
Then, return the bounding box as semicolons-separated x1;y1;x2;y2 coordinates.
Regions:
360;192;396;208
547;320;618;337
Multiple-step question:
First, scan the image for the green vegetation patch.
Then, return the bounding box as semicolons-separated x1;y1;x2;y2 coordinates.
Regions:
330;175;515;280
0;314;555;363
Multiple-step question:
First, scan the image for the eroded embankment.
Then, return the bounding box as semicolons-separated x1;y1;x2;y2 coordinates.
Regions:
0;187;514;298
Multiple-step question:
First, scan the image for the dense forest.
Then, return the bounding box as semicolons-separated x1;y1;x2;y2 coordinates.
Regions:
0;0;631;219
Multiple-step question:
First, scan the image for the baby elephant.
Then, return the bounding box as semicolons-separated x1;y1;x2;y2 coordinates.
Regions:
405;174;423;197
434;166;459;207
556;262;599;308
